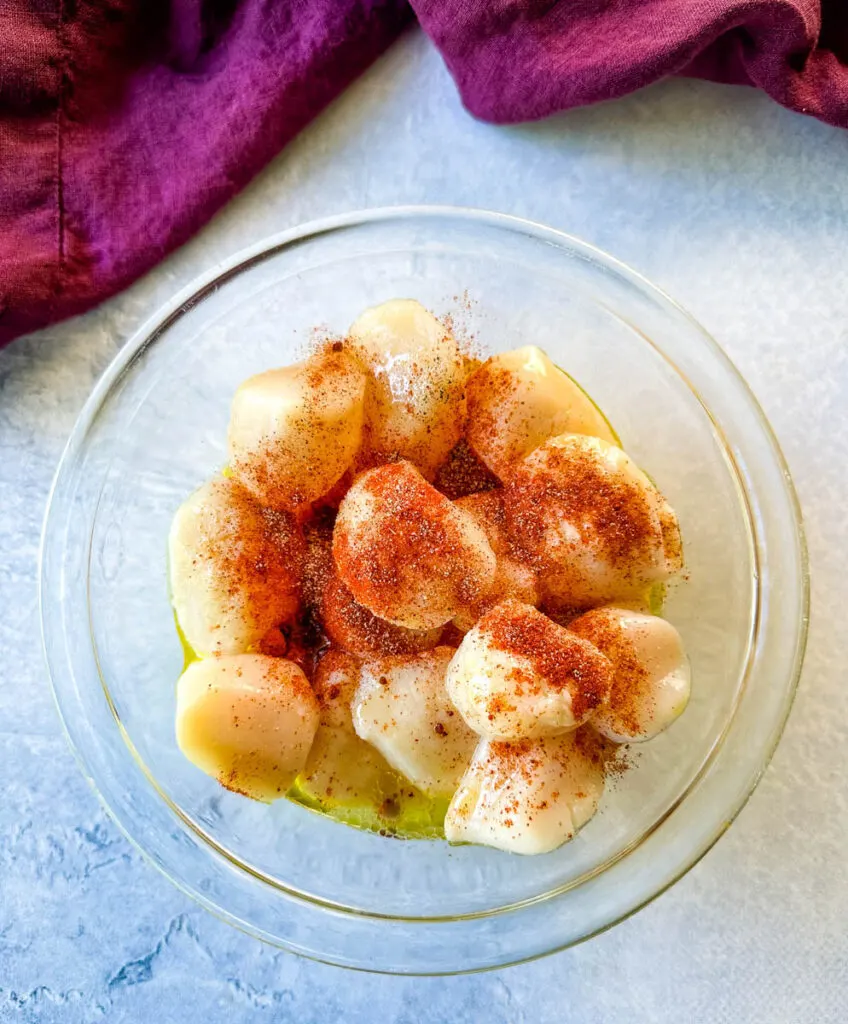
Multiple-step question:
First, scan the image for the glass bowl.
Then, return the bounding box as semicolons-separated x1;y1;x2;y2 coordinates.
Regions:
40;207;808;974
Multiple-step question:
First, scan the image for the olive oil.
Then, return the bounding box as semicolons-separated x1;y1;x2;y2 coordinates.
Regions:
176;617;449;838
289;772;449;840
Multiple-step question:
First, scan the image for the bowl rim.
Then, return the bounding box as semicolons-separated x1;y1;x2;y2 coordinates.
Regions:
40;204;810;973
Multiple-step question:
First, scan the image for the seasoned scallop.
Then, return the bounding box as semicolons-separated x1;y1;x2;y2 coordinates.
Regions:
322;568;443;657
445;730;608;855
452;491;539;631
348;299;466;478
228;347;366;510
503;433;682;609
445;600;612;740
333;461;497;630
351;648;477;798
569;606;690;742
466;346;617;478
168;476;303;656
175;655;319;802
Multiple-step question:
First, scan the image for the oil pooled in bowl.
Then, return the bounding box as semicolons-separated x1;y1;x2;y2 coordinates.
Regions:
175;583;665;842
177;623;449;839
289;775;450;840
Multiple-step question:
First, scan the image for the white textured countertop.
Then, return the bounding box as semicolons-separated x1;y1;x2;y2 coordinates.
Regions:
2;28;846;1023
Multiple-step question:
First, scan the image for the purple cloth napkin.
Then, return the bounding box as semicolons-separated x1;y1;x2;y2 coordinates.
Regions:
2;1;847;348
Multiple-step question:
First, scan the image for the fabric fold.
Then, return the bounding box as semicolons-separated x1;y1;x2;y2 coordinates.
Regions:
2;0;848;347
0;0;411;346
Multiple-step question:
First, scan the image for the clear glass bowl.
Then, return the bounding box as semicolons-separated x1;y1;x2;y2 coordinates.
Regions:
40;208;808;974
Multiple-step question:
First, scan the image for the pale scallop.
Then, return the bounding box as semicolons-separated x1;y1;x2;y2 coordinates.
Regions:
175;655;319;802
228;347;366;510
444;731;607;855
168;476;302;656
503;433;683;609
466;345;617;477
569;607;690;742
348;299;466;477
445;600;612;740
333;461;497;630
351;647;477;798
300;650;397;807
452;491;539;631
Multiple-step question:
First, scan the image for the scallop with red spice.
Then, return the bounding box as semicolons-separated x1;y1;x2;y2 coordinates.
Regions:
466;346;617;478
228;347;367;510
445;729;609;855
175;654;320;802
168;476;303;656
569;606;690;742
333;461;497;631
445;599;612;740
503;433;683;610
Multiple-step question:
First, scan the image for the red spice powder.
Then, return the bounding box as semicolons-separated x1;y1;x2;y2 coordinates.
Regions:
213;482;304;592
503;441;660;581
333;461;495;625
321;568;442;657
480;599;612;720
465;360;527;469
454;490;509;553
195;478;304;652
485;738;545;789
478;727;623;833
229;347;365;512
433;439;500;500
257;625;289;658
301;520;335;610
451;490;540;628
538;602;583;629
658;502;684;571
569;609;652;738
571;723;616;769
